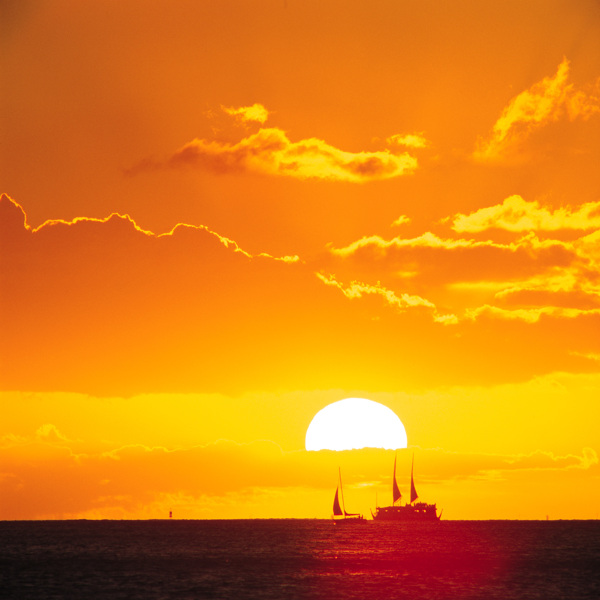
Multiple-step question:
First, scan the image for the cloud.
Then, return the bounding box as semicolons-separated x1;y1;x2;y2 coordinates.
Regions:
386;133;430;149
9;195;498;395
324;223;600;322
169;127;418;182
3;195;599;394
35;424;70;443
392;215;411;227
315;272;458;324
474;58;600;162
328;230;577;279
0;437;294;519
128;105;423;182
316;272;435;310
465;304;600;324
576;229;600;267
504;448;598;471
2;196;333;395
0;433;596;519
570;351;600;363
494;287;600;310
221;103;270;124
0;194;298;264
452;195;600;233
423;447;599;480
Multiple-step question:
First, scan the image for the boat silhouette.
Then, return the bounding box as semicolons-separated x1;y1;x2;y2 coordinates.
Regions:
371;453;441;521
332;467;366;524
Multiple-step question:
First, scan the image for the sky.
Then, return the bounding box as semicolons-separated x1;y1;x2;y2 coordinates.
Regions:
1;0;600;520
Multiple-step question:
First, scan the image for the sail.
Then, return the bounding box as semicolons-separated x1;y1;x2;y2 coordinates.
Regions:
333;487;343;516
392;454;402;504
410;454;418;503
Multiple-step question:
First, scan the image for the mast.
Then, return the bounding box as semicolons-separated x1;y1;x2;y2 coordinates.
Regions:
392;453;402;505
410;453;418;504
338;467;347;515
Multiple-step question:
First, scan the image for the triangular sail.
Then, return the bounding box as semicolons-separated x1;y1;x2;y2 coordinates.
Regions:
392;454;402;504
410;454;418;503
338;467;361;518
333;488;343;516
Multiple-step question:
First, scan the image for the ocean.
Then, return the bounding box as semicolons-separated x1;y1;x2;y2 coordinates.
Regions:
1;520;599;599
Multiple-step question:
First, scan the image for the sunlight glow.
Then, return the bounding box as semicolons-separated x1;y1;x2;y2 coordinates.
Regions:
305;398;408;451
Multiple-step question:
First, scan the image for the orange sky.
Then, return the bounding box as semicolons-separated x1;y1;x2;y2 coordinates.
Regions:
1;0;599;520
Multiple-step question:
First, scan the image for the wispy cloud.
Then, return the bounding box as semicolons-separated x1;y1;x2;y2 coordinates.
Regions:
128;105;421;182
474;58;600;162
329;229;573;258
386;133;430;149
324;216;600;323
1;430;596;519
452;195;600;233
315;272;458;324
392;215;411;227
316;272;434;309
35;423;71;443
169;127;418;182
0;194;298;264
221;103;270;124
465;304;600;324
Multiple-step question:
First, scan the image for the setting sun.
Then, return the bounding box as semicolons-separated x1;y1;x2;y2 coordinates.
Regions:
305;398;408;451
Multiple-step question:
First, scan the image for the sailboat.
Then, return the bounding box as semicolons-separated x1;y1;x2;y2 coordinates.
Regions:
332;468;366;524
371;453;441;521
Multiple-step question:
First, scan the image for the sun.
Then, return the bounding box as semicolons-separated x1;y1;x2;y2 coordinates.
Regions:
305;397;408;451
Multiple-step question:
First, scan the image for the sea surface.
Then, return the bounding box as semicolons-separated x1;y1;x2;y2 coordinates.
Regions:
1;519;599;599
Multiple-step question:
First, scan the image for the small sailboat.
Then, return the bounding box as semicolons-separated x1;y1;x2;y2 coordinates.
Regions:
332;467;366;524
371;453;441;522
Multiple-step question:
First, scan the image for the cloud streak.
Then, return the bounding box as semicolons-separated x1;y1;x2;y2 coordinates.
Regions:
0;431;596;519
3;193;599;395
386;133;430;149
452;195;600;233
323;201;600;323
0;194;298;263
221;103;270;124
465;304;600;324
128;105;428;182
169;127;418;182
315;272;457;324
475;58;600;162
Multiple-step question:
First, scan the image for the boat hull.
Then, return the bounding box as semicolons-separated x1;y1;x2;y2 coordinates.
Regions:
371;503;440;522
333;516;368;525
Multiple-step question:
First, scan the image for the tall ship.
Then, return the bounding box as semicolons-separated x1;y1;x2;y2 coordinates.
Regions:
332;468;366;524
371;454;441;522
